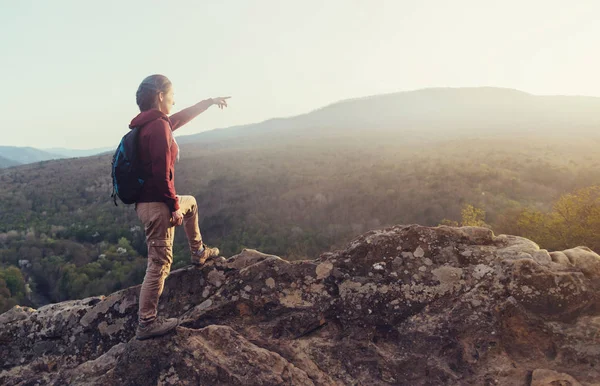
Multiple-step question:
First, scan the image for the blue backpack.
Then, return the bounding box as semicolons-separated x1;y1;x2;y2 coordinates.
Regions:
111;127;145;205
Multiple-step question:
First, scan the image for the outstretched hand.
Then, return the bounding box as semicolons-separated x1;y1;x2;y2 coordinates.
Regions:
211;96;231;109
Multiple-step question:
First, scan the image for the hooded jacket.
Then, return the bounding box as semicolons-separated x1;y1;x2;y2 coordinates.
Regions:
129;100;213;212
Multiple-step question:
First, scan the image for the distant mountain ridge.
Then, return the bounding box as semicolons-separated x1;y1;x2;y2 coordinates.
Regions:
5;87;600;167
0;146;61;166
177;87;600;145
43;147;114;158
0;146;112;169
0;154;20;168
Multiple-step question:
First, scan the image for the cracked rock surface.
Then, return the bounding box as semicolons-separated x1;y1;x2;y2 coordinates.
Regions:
1;225;599;385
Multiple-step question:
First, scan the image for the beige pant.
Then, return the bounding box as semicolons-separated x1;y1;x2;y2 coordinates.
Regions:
136;195;203;322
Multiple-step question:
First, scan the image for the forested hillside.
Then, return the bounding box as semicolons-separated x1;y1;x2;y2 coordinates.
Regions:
2;88;600;313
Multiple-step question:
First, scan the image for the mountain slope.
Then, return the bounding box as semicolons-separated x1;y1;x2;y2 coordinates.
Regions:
0;155;20;169
177;87;600;145
43;147;114;158
0;146;113;168
0;146;62;165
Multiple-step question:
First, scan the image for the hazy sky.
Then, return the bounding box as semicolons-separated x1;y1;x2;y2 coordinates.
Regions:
1;0;599;149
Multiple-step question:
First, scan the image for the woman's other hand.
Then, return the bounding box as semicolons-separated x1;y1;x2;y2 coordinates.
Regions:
211;97;230;109
171;210;183;226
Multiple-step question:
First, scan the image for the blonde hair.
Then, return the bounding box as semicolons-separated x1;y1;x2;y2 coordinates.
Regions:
135;74;172;112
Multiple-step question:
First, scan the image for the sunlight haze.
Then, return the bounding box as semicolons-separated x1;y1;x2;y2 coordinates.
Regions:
1;0;599;148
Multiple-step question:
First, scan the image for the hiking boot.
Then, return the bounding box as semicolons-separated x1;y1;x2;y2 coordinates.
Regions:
191;245;220;266
135;317;178;340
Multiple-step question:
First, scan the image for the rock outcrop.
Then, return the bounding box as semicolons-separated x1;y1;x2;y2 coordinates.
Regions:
1;225;599;385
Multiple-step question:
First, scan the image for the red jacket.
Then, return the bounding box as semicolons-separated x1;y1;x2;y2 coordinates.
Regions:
129;100;212;212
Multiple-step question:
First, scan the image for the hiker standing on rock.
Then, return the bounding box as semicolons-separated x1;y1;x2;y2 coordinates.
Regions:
130;74;229;340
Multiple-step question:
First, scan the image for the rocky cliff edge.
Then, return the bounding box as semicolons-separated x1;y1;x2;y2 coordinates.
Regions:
1;225;599;385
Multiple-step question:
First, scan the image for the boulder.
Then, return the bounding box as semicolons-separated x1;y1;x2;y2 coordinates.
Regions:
1;225;598;385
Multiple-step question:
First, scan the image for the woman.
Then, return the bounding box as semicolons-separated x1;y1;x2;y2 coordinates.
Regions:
131;74;230;340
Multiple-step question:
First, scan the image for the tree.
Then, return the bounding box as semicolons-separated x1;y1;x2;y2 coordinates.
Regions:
0;266;26;297
117;237;134;255
517;185;600;251
0;278;11;299
461;204;489;228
